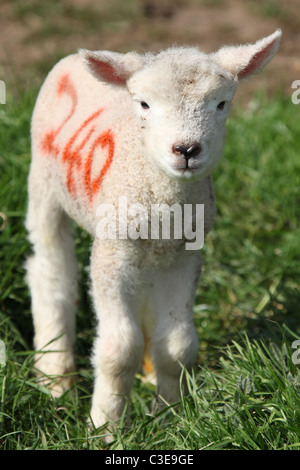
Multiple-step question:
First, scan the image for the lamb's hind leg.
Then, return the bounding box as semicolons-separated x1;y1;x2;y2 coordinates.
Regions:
26;182;78;396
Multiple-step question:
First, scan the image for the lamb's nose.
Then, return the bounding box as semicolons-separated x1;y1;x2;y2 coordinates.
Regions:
172;143;202;159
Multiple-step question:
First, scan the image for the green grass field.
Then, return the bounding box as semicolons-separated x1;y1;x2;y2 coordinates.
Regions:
0;88;300;450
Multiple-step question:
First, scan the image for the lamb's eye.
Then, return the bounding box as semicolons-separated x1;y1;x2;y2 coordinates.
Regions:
217;101;226;110
141;101;150;110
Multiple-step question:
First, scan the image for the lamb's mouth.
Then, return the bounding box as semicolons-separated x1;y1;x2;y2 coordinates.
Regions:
172;166;201;178
173;160;202;172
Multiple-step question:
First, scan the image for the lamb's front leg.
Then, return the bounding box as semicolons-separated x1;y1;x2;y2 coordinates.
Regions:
89;240;143;436
151;256;202;405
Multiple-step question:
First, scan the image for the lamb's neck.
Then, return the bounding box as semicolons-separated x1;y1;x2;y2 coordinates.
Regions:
141;157;212;207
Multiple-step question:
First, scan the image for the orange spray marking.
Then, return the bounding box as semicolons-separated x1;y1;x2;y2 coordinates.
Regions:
40;73;116;203
40;74;77;157
84;129;115;203
62;108;104;196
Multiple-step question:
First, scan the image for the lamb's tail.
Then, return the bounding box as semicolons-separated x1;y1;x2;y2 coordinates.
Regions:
142;334;156;385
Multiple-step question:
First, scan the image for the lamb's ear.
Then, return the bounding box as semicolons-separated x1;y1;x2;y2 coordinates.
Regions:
79;49;143;86
212;29;282;79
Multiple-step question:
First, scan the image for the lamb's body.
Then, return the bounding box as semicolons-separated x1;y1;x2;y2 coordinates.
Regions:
26;30;281;439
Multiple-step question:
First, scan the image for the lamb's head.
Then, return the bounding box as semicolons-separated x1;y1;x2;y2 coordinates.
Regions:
126;49;237;179
80;29;281;180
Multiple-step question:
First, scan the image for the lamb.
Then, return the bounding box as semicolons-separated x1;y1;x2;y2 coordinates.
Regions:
25;29;281;439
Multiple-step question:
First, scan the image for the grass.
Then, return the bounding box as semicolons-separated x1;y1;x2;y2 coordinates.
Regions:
14;0;141;39
0;87;300;450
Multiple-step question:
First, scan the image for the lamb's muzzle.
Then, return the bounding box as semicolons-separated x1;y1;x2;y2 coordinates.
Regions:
172;143;202;159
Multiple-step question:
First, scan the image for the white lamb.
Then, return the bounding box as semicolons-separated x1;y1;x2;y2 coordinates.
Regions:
26;30;281;438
